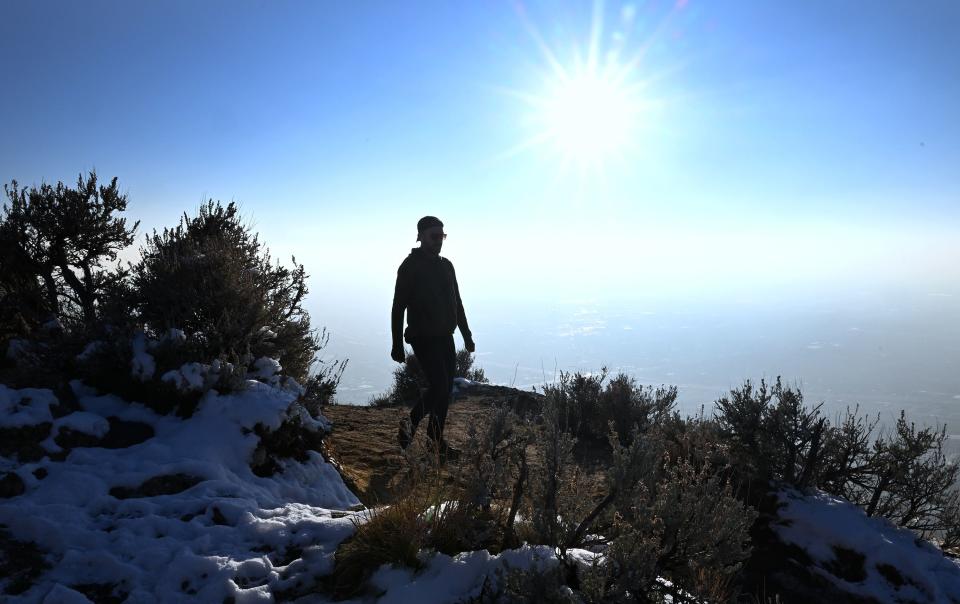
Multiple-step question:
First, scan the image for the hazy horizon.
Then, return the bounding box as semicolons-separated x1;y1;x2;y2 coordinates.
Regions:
318;284;960;427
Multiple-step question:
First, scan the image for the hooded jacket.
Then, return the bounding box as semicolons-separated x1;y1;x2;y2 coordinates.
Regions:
392;247;471;345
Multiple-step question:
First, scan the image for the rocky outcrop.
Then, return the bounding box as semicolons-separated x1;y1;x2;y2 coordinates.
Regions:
55;417;154;450
0;526;49;596
0;473;25;499
455;381;545;417
0;423;52;463
109;473;204;499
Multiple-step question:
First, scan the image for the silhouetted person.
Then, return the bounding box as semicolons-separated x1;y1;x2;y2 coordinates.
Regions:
391;216;474;457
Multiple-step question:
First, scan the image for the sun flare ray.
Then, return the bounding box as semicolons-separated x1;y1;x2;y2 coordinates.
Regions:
500;0;678;178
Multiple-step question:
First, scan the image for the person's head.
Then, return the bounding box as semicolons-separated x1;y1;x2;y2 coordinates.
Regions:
416;216;446;254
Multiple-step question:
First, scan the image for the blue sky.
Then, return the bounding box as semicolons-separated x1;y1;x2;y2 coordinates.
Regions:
2;0;958;311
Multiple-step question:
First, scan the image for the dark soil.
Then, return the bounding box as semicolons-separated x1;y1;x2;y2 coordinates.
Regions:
323;385;615;507
323;396;500;505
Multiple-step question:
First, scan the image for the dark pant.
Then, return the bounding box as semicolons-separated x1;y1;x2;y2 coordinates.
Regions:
407;334;456;441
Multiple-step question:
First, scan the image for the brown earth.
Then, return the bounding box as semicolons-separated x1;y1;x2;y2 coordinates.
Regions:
322;383;612;507
323;385;539;506
322;386;894;604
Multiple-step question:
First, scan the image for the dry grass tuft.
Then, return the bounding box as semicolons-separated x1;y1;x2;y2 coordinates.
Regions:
330;498;426;598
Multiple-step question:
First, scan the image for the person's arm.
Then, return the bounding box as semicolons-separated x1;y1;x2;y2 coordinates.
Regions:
391;264;411;354
451;264;474;350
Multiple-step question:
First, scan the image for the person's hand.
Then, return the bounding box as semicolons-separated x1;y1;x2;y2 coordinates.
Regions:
391;345;406;363
464;337;475;353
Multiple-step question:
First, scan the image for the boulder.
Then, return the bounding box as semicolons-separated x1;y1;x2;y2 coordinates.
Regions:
109;473;203;499
0;473;25;499
53;417;155;451
0;527;48;596
99;417;155;449
0;423;52;461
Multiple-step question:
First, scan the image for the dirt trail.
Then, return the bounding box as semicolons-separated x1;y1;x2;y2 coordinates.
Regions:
323;386;539;505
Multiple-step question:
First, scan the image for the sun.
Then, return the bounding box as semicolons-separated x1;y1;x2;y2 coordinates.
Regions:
500;1;679;177
535;62;641;166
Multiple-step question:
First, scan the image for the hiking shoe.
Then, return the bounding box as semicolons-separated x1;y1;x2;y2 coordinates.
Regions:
397;418;413;449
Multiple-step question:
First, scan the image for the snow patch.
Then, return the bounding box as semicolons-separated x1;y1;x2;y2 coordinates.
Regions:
161;362;209;392
75;341;104;362
775;488;960;603
0;385;57;428
53;412;110;438
372;545;592;603
163;328;187;343
41;584;93;604
130;332;156;381
251;357;282;382
1;380;360;602
452;377;475;395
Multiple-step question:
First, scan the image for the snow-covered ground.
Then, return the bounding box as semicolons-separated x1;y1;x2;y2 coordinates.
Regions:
0;376;582;604
5;372;960;603
0;379;359;603
775;488;960;603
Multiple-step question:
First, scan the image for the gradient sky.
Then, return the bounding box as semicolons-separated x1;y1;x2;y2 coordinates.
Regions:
2;1;959;361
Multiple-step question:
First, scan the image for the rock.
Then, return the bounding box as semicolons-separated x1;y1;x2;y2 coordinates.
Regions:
17;444;49;463
210;506;229;526
47;449;69;462
109;473;203;499
742;491;884;604
52;417;154;451
54;427;104;450
824;545;868;583
0;473;25;499
100;417;154;448
0;423;52;461
0;526;49;596
455;383;545;416
69;582;127;604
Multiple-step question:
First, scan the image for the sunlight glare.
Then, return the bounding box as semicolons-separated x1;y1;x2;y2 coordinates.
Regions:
540;65;639;162
500;0;666;177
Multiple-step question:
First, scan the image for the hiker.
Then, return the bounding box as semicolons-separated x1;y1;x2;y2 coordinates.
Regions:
391;216;474;457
